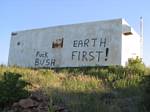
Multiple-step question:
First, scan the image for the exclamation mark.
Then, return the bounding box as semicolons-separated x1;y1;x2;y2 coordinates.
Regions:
105;48;109;61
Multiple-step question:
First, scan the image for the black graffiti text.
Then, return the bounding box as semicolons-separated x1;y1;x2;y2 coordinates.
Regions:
36;51;48;58
72;50;104;62
35;58;55;67
73;38;106;48
35;51;55;67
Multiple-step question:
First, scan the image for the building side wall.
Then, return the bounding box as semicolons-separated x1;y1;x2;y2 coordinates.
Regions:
8;19;122;68
121;30;141;66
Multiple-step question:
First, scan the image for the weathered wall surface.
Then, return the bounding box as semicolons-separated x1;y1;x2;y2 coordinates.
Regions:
8;19;125;68
121;19;141;66
121;31;141;66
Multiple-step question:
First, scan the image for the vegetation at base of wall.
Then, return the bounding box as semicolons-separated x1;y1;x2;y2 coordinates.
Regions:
0;72;29;109
141;73;150;111
0;58;150;112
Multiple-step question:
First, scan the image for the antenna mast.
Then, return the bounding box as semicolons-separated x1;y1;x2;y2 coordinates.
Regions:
140;17;144;59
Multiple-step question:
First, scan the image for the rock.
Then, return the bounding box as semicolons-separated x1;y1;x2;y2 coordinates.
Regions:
19;98;35;108
9;91;69;112
22;109;32;112
37;102;49;112
12;102;19;107
30;91;49;102
53;105;66;112
7;110;15;112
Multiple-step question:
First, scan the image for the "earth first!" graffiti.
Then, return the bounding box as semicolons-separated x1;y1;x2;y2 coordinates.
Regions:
34;34;110;67
71;37;109;62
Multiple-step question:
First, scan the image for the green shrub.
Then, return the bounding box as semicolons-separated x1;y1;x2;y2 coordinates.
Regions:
142;75;150;111
0;72;29;108
126;57;145;75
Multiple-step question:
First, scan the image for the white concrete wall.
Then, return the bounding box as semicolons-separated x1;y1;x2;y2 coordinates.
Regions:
121;19;141;66
8;19;127;68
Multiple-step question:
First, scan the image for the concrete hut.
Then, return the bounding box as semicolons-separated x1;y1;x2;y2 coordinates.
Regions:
8;18;141;68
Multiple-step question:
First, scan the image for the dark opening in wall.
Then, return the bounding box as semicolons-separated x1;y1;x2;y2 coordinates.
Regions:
17;42;20;46
123;32;133;35
52;38;64;48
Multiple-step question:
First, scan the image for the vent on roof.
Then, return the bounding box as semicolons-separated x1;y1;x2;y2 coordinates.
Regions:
122;24;133;36
123;32;133;35
11;32;18;36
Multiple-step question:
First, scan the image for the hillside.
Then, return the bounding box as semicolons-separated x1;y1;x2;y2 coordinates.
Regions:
0;59;150;112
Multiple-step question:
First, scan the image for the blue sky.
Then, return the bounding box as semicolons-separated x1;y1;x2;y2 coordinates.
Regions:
0;0;150;66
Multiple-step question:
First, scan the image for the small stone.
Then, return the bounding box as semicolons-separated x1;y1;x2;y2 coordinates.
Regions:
7;110;15;112
30;91;48;102
19;98;34;108
53;105;65;112
38;102;49;111
33;100;39;107
12;102;19;107
22;109;32;112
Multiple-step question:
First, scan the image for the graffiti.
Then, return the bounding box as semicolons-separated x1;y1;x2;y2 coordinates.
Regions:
73;38;106;48
35;51;55;67
72;37;109;62
34;32;110;67
36;51;48;58
105;48;109;61
72;50;103;62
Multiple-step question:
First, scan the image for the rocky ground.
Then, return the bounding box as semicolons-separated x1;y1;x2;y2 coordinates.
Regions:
7;91;69;112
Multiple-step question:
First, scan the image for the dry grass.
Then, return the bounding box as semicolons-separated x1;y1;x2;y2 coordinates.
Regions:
0;65;149;112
